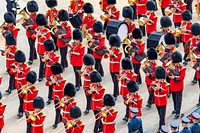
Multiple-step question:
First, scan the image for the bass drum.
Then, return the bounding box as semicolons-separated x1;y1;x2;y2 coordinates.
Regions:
106;20;128;41
147;31;166;48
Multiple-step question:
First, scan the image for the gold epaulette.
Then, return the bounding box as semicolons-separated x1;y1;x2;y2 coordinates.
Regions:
25;65;30;70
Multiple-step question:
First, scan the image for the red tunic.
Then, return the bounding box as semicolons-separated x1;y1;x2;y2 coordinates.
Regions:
181;21;193;43
167;65;186;92
81;15;96;35
10;63;30;89
190;37;200;48
57;22;72;48
172;1;187;23
136;0;147;15
104;48;122;73
91;84;105;111
127;21;136;34
146;12;158;34
105;6;120;21
145;61;157;89
23;86;38;112
43;52;59;77
193;49;200;79
118;70;137;97
0;103;6;129
65;120;85;133
36;28;51;55
45;8;59;26
161;0;171;8
131;41;145;64
81;67;95;92
153;81;169;106
101;108;118;133
70;43;85;67
92;35;105;59
6;25;19;39
100;0;108;11
124;93;143;117
31;112;46;133
2;45;17;69
26;13;37;39
68;0;84;18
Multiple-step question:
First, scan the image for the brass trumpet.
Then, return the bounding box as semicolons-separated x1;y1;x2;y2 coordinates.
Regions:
100;13;109;21
164;7;173;16
173;27;183;37
138;17;148;26
116;71;128;81
40;53;53;62
28;109;43;121
65;118;80;130
48;76;61;86
87;84;99;95
128;0;137;6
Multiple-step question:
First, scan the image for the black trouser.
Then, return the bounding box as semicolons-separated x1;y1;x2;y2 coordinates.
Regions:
138;14;146;36
132;64;142;83
54;100;62;124
103;21;108;32
156;105;166;129
26;122;31;133
59;47;68;68
73;66;82;87
27;38;37;61
87;48;93;54
51;33;58;50
147;85;154;105
130;5;137;20
183;42;189;61
93;110;103;133
95;59;104;76
198;79;200;103
184;0;193;14
193;73;197;82
85;91;91;110
161;8;166;16
122;44;130;58
174;22;181;28
39;55;45;79
18;96;24;114
110;72;119;97
8;71;15;90
48;85;52;100
125;105;129;118
172;91;183;115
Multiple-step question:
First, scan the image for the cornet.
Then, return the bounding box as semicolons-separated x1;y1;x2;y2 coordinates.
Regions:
116;71;128;81
48;76;61;86
87;84;99;95
40;53;53;62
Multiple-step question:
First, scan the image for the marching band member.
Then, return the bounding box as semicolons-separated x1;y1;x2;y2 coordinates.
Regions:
159;0;171;16
136;0;147;36
27;96;46;133
145;48;158;108
81;54;95;115
146;1;158;37
122;6;136;58
124;80;142;122
23;71;38;133
127;108;143;133
167;51;186;119
159;16;172;33
70;28;85;91
57;9;72;69
104;34;122;100
128;0;137;20
65;106;85;133
102;0;120;31
49;62;66;128
100;94;118;133
180;117;191;133
81;3;97;54
43;40;59;105
10;50;30;118
90;71;105;133
181;10;193;65
152;66;169;131
91;21;105;77
68;0;84;18
35;14;51;82
25;0;38;65
2;33;17;94
0;101;6;133
131;28;145;84
190;112;200;132
60;83;77;125
45;0;59;49
170;121;179;133
190;23;200;85
99;0;108;11
3;12;19;39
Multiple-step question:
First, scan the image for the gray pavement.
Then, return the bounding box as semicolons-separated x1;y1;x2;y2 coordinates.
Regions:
0;0;199;133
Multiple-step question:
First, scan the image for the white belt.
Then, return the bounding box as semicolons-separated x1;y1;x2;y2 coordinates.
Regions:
92;98;102;101
15;77;25;80
174;13;181;15
0;116;3;118
110;61;120;64
102;121;115;124
6;58;14;61
46;65;51;67
137;4;145;6
63;111;70;114
53;89;62;92
121;85;127;88
24;100;33;103
154;94;166;97
31;124;43;127
84;79;90;82
38;42;43;45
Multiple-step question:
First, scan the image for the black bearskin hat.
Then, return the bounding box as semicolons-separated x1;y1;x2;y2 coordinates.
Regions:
4;12;16;23
44;39;56;51
197;42;200;52
64;83;76;97
45;0;57;8
172;51;182;63
93;21;103;33
147;48;157;60
70;106;82;118
73;28;83;42
6;33;16;45
191;23;200;36
51;62;63;75
121;57;133;70
27;0;39;13
155;66;166;79
107;0;116;4
83;3;94;13
36;14;48;26
132;28;142;39
103;94;115;106
122;6;134;19
146;0;156;11
90;71;102;83
33;96;45;109
160;16;172;28
127;80;139;93
15;50;26;63
26;71;37;84
109;34;121;47
164;33;176;45
182;10;192;21
83;54;95;66
58;9;69;21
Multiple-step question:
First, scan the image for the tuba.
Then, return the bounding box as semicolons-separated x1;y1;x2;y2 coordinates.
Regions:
195;3;200;20
156;43;165;53
51;25;71;43
173;27;183;37
141;58;154;74
128;0;137;6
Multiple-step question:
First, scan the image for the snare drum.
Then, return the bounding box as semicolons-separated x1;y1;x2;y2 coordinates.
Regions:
106;20;128;41
69;13;83;28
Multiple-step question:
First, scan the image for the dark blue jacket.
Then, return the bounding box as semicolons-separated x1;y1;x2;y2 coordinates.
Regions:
180;127;192;133
127;116;143;133
190;123;200;133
